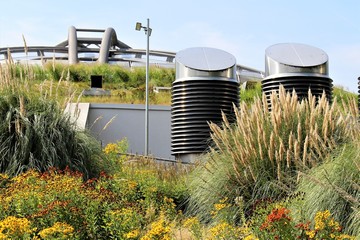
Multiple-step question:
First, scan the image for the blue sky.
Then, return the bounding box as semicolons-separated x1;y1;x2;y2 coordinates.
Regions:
0;0;359;92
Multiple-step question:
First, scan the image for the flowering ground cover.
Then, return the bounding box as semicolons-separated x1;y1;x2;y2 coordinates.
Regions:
0;144;357;239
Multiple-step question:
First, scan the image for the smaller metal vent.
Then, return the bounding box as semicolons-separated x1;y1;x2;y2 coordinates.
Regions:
263;43;332;105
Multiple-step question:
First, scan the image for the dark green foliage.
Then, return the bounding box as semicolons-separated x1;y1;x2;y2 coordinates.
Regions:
114;67;130;85
150;68;175;87
0;89;106;179
240;82;262;104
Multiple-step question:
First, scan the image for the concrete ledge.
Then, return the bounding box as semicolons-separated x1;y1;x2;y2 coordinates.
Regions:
64;103;90;129
89;103;171;111
83;88;111;96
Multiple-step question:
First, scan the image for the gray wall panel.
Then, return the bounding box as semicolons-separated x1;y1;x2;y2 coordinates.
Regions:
86;104;173;159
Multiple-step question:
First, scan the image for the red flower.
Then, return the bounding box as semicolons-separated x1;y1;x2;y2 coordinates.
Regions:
295;221;311;231
260;207;292;231
267;207;291;222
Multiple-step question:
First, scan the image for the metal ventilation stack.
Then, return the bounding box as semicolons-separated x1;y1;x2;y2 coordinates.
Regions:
171;47;239;163
262;43;332;105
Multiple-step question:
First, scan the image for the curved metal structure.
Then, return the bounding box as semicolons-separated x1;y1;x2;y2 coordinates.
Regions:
0;26;264;81
98;27;119;64
68;26;78;64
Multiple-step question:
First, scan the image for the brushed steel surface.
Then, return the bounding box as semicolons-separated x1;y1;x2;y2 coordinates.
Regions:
265;43;329;77
176;47;236;71
175;47;237;80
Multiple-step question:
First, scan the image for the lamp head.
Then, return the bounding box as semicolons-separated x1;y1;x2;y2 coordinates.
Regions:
135;22;142;31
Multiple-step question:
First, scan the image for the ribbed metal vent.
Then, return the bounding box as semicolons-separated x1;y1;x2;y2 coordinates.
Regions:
171;47;239;158
263;43;333;105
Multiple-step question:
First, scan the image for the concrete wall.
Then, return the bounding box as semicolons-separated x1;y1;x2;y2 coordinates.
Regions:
86;104;174;160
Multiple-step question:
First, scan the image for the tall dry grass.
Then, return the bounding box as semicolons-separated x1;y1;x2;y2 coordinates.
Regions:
187;86;359;221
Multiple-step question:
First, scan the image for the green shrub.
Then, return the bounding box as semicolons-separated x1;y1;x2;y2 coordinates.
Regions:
150;67;175;87
68;64;89;82
114;158;190;215
114;67;131;86
129;67;146;88
240;82;262;104
44;62;65;81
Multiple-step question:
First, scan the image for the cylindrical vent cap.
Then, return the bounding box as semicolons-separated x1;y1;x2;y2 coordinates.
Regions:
265;43;329;78
175;47;237;80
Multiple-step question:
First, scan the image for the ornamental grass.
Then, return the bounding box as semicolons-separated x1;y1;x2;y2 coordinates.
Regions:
0;89;107;179
187;86;359;223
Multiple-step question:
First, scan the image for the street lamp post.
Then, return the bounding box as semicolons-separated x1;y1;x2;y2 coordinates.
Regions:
135;18;151;156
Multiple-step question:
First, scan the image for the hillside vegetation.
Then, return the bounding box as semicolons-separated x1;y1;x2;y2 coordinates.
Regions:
2;62;357;105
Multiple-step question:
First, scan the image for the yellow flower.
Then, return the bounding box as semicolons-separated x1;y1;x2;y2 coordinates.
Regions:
209;222;230;238
214;203;228;211
336;234;356;240
38;222;74;239
211;197;231;216
0;216;34;238
104;143;118;154
306;230;316;239
125;229;140;239
323;210;331;219
183;217;200;229
244;234;259;240
141;214;174;240
314;210;330;230
0;173;9;180
127;180;138;190
329;218;341;230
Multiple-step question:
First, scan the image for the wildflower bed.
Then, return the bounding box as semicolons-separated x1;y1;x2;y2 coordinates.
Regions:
0;162;184;239
0;157;356;239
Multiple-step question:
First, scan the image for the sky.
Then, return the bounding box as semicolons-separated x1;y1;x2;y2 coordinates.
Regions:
0;0;359;93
